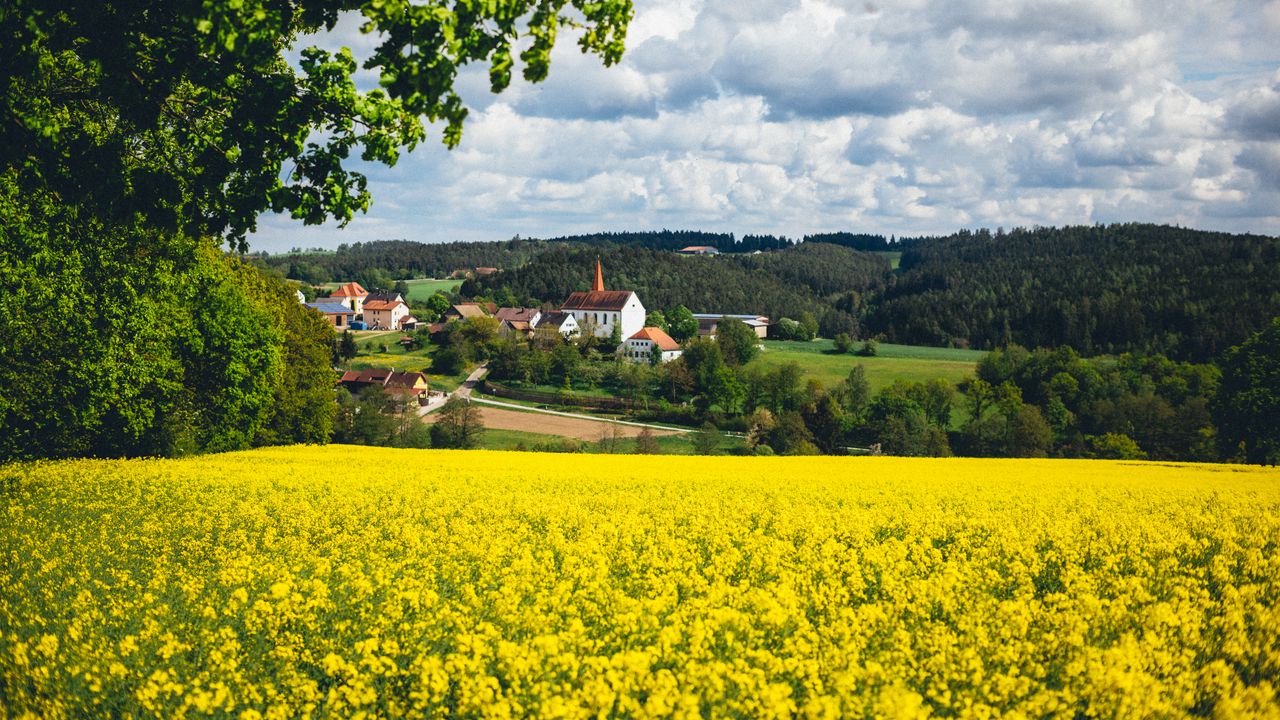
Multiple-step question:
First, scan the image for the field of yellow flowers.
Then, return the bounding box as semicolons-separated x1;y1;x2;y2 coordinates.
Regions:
2;446;1278;718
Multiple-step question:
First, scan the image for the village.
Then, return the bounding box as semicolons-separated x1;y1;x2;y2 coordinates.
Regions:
299;259;773;449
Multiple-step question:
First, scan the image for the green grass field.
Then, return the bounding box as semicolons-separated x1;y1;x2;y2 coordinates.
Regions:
314;278;460;302
874;250;903;269
347;334;471;391
403;278;461;302
749;339;985;393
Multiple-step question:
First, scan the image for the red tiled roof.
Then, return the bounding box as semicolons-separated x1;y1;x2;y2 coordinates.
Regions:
495;307;540;323
562;290;634;312
384;371;427;389
331;282;368;298
363;299;407;311
629;326;680;351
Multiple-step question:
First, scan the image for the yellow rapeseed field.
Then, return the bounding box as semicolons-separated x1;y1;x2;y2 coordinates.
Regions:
2;446;1278;718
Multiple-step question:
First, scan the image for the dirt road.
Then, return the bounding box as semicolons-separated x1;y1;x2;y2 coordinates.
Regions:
422;405;682;441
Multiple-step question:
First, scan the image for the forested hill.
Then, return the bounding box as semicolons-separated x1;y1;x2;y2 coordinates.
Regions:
254;239;544;284
867;224;1280;361
469;243;892;337
532;230;792;252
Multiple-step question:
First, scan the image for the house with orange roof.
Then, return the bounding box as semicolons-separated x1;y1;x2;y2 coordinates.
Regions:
363;296;413;330
623;326;682;364
560;259;645;340
330;281;369;314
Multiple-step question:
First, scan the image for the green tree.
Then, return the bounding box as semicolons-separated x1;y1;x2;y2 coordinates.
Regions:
832;366;871;420
832;332;854;354
1088;432;1147;460
692;422;721;455
1;0;631;460
715;318;760;366
2;0;632;248
338;331;359;362
1215;318;1280;464
430;397;485;449
665;305;699;343
645;311;669;332
633;426;660;454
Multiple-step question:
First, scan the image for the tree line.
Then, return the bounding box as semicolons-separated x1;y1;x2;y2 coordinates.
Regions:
870;224;1280;361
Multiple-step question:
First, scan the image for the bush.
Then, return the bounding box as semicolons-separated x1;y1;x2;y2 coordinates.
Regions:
1088;433;1147;460
833;333;854;354
857;339;879;356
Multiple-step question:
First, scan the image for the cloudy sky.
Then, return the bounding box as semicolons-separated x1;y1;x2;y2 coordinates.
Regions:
248;0;1280;253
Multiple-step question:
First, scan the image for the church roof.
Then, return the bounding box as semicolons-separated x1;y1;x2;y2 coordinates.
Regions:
562;290;634;312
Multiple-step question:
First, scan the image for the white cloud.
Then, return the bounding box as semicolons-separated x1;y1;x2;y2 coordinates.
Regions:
248;0;1280;253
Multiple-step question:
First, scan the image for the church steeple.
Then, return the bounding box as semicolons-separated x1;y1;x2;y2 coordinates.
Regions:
592;257;605;292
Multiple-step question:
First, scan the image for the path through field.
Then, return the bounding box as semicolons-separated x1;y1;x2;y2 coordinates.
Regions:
423;405;683;441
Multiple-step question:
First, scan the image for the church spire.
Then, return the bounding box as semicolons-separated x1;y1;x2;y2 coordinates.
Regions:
592;257;605;292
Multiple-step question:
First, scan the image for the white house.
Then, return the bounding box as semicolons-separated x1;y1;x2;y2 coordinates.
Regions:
624;327;682;363
364;297;412;329
561;259;645;340
535;311;580;338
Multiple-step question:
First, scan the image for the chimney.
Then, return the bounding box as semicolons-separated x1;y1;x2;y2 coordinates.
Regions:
592;257;605;292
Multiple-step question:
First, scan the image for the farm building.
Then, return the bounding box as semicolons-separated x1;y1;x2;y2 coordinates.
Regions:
694;313;770;339
339;368;430;402
304;302;355;329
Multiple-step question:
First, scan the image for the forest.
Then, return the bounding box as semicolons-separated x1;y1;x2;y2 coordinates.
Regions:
265;223;1280;367
869;224;1280;361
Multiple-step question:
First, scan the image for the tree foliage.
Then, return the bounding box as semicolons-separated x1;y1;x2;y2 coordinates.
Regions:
1215;318;1280;464
870;224;1280;360
2;0;629;459
3;0;632;247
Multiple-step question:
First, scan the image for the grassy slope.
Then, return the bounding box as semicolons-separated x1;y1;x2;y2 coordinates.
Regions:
749;340;985;393
403;278;462;302
347;333;471;391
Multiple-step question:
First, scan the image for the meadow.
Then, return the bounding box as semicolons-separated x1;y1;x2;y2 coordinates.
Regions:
2;447;1278;717
403;278;463;302
749;340;986;393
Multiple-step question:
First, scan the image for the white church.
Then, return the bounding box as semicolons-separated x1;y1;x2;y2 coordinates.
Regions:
560;259;646;340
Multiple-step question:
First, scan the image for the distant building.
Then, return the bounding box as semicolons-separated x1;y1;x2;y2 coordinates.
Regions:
624;327;682;363
560;259;645;340
534;311;579;338
330;282;368;314
443;302;493;322
694;313;770;339
339;368;430;403
474;266;499;277
677;245;720;255
305;302;355;329
495;307;542;326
